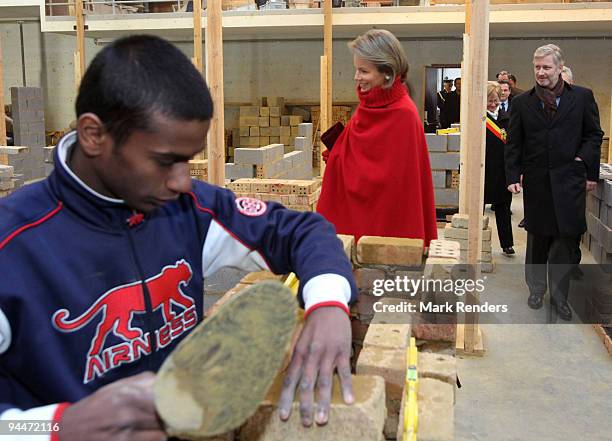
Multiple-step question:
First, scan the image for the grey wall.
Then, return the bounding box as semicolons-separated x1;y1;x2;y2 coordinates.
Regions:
2;22;611;136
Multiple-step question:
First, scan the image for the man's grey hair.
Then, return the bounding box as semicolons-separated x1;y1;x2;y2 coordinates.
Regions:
561;66;574;84
533;44;564;67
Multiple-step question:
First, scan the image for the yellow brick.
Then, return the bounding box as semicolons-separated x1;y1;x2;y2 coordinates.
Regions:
357;236;424;266
258;117;270;127
259;107;270;117
270;117;280;127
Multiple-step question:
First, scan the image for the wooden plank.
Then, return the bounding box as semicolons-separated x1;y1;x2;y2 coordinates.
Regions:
320;55;328;177
323;0;332;131
0;34;6;146
193;0;203;72
75;0;86;85
458;34;469;214
205;0;225;184
608;94;611;164
463;0;489;354
456;324;485;356
74;51;82;92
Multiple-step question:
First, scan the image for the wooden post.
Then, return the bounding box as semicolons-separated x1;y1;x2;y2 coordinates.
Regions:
458;34;469;213
205;0;225;185
323;0;332;128
320;55;329;176
459;0;489;355
0;34;7;146
193;0;203;72
75;0;86;88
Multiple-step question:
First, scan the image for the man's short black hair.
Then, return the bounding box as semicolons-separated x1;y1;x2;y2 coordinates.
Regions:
76;35;213;147
498;79;510;86
454;77;461;84
508;74;517;83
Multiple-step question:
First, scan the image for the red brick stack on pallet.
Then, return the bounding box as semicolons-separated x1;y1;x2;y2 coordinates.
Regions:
227;178;321;212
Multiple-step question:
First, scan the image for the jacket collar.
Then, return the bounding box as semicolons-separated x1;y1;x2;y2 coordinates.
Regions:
357;77;407;108
48;131;139;231
525;81;574;127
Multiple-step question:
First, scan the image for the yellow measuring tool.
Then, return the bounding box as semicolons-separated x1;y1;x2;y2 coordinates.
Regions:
436;127;460;135
283;272;299;295
403;336;419;441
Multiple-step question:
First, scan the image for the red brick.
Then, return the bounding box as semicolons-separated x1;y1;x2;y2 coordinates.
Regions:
353;267;386;293
412;324;456;342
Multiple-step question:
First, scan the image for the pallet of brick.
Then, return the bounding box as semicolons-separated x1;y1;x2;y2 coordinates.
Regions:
188;159;208;181
444;213;494;272
227;178;321;211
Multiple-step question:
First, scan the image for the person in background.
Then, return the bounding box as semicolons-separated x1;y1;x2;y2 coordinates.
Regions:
505;44;603;320
317;29;437;245
508;73;525;98
496;70;510;82
561;65;574;85
484;82;514;256
498;80;512;113
437;79;454;129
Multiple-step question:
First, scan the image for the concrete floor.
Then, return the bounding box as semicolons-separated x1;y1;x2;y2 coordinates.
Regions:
455;192;612;441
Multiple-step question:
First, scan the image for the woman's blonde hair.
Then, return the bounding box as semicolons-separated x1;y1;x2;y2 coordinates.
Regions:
348;29;409;89
487;81;501;99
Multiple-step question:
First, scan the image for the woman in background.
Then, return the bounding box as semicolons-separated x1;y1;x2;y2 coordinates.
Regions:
484;81;514;255
317;29;437;245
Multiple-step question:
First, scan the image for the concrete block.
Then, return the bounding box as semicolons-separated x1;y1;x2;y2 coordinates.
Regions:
225;163;254;180
587;212;599;238
240;375;386;441
418;352;456;386
357;236;424;266
415;379;454;441
356;346;405;414
604;179;612;207
234;148;266;165
444;224;492;241
294;136;309;151
602;204;611;226
297;123;313;139
452;237;492;252
435;188;459;206
429;153;460;171
447;133;461;151
451;213;489;230
587;192;601;217
337;234;354;260
431;170;446;188
599;218;612;253
363;323;411;351
284;150;303;167
425;134;447;152
0;165;14;178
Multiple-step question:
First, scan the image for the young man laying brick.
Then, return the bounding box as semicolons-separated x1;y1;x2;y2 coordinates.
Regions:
0;35;357;440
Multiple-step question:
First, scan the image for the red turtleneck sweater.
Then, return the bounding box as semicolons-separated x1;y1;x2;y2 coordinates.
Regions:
316;78;438;245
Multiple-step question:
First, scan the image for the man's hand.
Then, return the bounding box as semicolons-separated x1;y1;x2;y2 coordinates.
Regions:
59;372;166;441
508;183;522;194
278;306;354;427
586;180;597;192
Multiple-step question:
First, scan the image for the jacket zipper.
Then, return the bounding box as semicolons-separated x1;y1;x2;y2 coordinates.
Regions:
125;224;157;370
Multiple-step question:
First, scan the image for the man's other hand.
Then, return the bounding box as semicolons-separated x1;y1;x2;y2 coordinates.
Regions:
59;372;166;441
278;306;354;427
508;183;522;194
586;180;597;192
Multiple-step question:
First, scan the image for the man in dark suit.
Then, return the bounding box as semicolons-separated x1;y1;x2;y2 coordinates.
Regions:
498;80;512;113
505;44;603;320
508;73;525;99
437;79;454;129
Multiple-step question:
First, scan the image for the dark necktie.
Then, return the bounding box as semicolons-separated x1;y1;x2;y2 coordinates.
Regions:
501;102;506;112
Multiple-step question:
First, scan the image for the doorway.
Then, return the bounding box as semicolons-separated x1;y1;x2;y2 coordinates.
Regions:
423;65;461;133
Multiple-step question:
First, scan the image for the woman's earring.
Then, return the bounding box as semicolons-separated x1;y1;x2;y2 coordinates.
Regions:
385;75;391;81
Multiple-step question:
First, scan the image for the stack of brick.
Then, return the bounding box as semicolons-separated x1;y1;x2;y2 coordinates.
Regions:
310;105;354;169
188;159;208;182
227;178;321;212
0;165;15;198
443;213;495;273
585;168;612;265
425;133;460;207
226;123;313;180
10;87;46;181
0;146;29;190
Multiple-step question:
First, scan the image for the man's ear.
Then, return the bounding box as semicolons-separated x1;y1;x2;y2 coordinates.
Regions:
77;113;112;158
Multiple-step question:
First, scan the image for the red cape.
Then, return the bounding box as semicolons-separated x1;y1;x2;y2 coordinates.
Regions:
317;79;438;245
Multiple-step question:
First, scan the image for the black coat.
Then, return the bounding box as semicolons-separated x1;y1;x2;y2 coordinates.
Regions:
438;90;460;129
505;83;603;237
484;110;511;204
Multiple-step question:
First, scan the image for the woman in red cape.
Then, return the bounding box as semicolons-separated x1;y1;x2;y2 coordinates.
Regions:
317;29;437;245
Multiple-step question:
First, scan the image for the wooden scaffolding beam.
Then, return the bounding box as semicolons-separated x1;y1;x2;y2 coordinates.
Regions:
193;0;203;71
0;34;7;146
74;0;86;90
206;0;225;185
320;0;333;175
457;0;490;356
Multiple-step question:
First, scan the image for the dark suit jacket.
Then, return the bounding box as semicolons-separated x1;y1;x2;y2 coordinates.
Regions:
485;110;511;204
505;83;603;237
438;90;460;129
